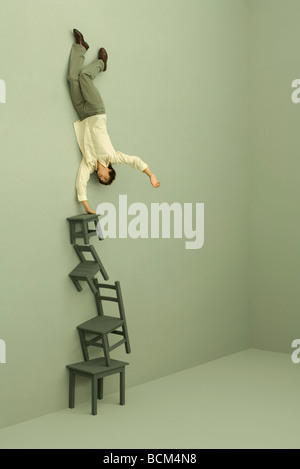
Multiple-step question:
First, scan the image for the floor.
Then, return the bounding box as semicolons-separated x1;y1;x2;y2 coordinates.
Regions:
0;349;299;449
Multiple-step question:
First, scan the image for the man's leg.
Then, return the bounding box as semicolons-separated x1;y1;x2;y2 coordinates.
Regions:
67;44;87;120
79;58;106;117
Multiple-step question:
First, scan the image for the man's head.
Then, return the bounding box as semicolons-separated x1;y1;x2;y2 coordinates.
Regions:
97;164;116;185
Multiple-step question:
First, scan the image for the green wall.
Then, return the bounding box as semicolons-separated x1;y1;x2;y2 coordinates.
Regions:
249;0;300;352
0;0;251;428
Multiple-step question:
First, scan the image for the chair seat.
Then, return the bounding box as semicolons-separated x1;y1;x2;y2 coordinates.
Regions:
67;358;129;415
69;261;100;277
66;214;100;245
77;316;124;334
75;280;131;364
67;214;99;223
67;357;129;376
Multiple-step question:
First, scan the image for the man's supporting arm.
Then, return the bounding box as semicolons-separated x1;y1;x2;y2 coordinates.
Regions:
76;159;95;212
81;200;96;214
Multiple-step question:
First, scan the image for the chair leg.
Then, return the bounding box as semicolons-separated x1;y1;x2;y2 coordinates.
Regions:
116;282;131;353
98;260;109;281
91;377;98;415
98;378;103;400
120;369;125;406
94;220;104;240
122;325;131;354
102;334;111;367
70;277;82;292
69;222;76;244
78;329;89;361
82;221;89;245
69;371;75;409
87;279;97;294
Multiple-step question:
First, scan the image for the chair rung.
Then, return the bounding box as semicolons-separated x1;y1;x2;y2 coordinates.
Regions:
85;335;102;346
109;339;126;351
86;342;103;349
75;230;96;235
98;296;118;302
96;284;116;290
82;336;126;352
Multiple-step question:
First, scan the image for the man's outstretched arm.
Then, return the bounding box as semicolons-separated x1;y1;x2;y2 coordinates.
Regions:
143;167;161;188
110;152;161;188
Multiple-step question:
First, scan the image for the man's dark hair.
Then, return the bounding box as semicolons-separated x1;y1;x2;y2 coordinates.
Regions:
98;164;116;185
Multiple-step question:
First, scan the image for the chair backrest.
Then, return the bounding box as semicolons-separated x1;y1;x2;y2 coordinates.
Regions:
93;279;126;321
73;244;109;280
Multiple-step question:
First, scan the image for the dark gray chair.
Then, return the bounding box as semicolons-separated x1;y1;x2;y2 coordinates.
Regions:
66;357;129;415
69;244;109;294
66;213;103;245
77;280;131;366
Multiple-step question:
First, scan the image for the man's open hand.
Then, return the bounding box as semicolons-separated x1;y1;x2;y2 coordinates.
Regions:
150;174;161;188
81;200;96;214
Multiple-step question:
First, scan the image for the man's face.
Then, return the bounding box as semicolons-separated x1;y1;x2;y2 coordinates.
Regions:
99;174;110;183
98;167;111;184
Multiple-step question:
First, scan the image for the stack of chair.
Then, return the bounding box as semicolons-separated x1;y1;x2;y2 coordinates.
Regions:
65;214;131;416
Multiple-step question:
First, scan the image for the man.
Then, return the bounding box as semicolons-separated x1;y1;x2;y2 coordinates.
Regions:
67;29;160;214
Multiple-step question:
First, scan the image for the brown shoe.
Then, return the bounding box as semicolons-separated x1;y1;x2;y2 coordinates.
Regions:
98;47;108;71
73;29;89;50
